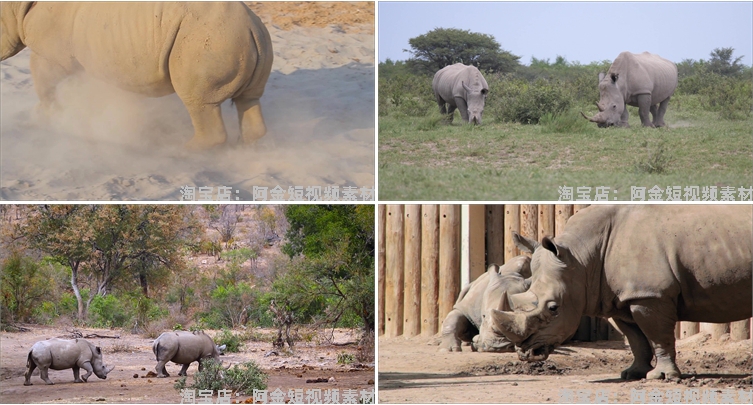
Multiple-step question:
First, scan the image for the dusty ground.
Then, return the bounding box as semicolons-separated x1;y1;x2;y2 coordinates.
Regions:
247;2;374;33
0;326;374;404
378;333;752;403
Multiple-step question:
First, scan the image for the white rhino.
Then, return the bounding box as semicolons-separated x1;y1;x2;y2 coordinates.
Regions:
439;256;531;352
24;338;114;385
0;1;273;150
153;330;226;377
432;63;489;125
582;52;677;128
490;205;752;381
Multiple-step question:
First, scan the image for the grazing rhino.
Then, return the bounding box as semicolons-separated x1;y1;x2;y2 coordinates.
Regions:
24;338;114;385
581;52;677;128
489;205;752;381
432;63;489;125
0;1;273;150
153;330;226;377
439;256;531;352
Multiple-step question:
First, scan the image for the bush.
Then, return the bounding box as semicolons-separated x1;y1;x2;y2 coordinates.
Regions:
337;352;355;364
174;359;268;396
214;329;244;353
633;140;673;174
540;110;594;134
491;78;572;124
89;294;130;328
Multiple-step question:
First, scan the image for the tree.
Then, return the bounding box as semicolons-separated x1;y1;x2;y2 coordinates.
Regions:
1;254;51;322
404;28;520;75
276;205;375;333
708;47;745;76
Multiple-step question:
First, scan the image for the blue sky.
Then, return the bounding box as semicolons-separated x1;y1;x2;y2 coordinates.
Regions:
378;1;753;66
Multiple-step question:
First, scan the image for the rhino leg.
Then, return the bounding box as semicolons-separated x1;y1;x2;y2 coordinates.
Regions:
234;97;267;145
178;363;191;376
24;355;37;386
630;300;681;380
29;52;73;121
435;93;447;115
39;367;54;385
454;97;469;124
182;103;228;151
155;361;170;378
612;318;653;380
653;98;670;127
637;94;656;128
439;310;475;352
78;361;94;382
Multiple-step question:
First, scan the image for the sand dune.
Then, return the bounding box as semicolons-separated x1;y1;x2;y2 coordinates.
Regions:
0;2;375;201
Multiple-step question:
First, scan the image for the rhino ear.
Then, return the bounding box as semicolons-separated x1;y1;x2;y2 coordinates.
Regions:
487;263;500;274
610;73;619;83
598;72;605;83
512;231;539;254
541;236;565;258
462;81;471;92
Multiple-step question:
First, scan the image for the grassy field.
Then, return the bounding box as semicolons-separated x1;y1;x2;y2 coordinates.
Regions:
379;102;752;201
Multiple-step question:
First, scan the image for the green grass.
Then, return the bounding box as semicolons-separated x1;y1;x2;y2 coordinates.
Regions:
379;105;752;201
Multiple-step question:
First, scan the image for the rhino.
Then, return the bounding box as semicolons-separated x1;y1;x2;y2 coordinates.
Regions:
432;63;489;125
581;52;677;128
24;338;114;385
0;1;273;150
489;205;752;380
439;256;532;352
153;330;226;377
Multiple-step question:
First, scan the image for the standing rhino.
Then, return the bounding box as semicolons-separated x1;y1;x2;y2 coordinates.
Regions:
153;330;226;377
439;256;531;352
432;63;489;125
489;205;752;380
581;52;677;128
24;338;114;385
0;1;273;150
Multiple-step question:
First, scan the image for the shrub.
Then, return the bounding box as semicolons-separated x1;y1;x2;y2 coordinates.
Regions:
174;359;268;396
540;110;593;134
214;329;244;353
633;140;673;174
89;294;130;328
337;352;355;364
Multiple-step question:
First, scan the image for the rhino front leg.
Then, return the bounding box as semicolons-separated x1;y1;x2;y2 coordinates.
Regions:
454;97;469;123
439;310;474;352
630;299;681;380
612;318;653;380
178;363;191;376
636;94;656;127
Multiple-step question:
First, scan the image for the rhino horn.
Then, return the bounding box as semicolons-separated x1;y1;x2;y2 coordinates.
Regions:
580;111;601;123
509;290;539;312
497;291;512;312
490;309;530;344
106;365;115;374
595;102;604;112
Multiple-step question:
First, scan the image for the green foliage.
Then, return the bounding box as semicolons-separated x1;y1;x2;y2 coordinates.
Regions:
200;283;257;329
175;359;268;396
214;329;244;353
405;28;520;74
337;352;355;364
633;139;673;175
1;254;52;323
89;294;130;328
378;72;434;117
489;78;572;124
539;110;594;134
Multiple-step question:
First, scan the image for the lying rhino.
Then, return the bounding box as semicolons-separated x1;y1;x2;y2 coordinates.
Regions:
0;2;273;150
24;338;114;385
153;330;226;377
490;206;752;380
582;52;677;128
432;63;489;125
439;256;531;352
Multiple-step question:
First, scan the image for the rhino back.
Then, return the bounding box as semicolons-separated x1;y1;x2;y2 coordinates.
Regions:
610;52;677;104
564;205;752;322
172;333;217;364
452;271;490;327
34;338;92;370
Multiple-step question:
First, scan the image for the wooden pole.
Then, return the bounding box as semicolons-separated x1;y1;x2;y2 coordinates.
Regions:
504;205;521;261
486;205;505;266
403;205;422;337
462;205;486;285
680;322;699;339
554;205;573;237
438;205;460;323
385;205;404;337
730;319;750;341
378;204;386;335
700;323;729;340
520;204;538;247
538;204;555;241
420;205;440;336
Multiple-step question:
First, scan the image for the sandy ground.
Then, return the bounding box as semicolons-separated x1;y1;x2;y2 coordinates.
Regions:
378;334;752;403
0;2;374;201
0;326;374;404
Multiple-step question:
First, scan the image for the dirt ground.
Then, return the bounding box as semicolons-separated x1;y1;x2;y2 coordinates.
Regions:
378;333;752;403
0;326;374;404
246;2;374;33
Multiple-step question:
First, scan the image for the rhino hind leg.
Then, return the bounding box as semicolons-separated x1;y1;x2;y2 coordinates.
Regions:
39;367;54;385
182;103;229;151
24;354;37;386
630;300;681;380
439;310;475;352
612;318;653;380
29;52;73;123
155;360;170;378
652;98;670;127
178;363;191;376
234;97;267;145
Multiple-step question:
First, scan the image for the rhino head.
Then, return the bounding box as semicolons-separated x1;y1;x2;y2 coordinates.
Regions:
462;80;488;125
91;346;115;379
488;234;588;361
581;72;627;128
0;2;34;61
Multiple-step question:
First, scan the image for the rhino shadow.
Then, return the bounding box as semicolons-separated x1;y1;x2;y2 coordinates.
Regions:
378;372;539;390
